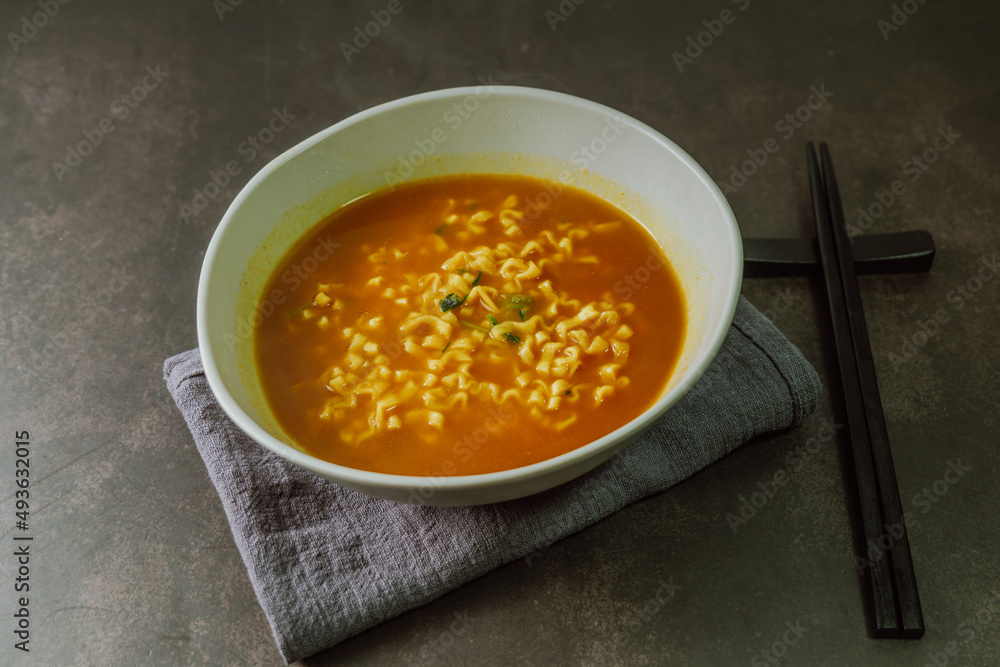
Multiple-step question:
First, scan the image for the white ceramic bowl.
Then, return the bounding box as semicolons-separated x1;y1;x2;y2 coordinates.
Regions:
197;86;742;505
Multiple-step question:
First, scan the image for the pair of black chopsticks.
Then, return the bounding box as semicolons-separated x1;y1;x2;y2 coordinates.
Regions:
807;143;925;638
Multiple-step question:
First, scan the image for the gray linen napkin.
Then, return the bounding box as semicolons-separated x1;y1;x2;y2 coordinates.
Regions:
164;295;820;663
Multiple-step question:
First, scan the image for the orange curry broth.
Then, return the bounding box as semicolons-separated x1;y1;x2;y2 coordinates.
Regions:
253;174;686;476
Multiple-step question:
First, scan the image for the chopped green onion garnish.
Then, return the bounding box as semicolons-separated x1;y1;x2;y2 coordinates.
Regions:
471;270;482;287
461;321;490;333
455;268;469;274
501;294;534;309
564;389;571;395
518;308;527;321
435;224;446;234
502;333;521;344
442;342;451;352
439;293;468;312
487;314;498;326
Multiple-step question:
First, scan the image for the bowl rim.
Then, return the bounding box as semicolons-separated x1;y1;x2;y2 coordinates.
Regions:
197;85;743;495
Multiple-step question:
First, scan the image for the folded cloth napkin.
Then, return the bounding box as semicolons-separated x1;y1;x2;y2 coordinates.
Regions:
164;295;820;663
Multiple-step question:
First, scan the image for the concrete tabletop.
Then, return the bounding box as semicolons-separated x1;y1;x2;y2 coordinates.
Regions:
2;0;997;664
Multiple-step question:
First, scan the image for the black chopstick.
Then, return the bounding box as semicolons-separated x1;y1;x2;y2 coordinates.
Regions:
817;143;925;638
807;143;924;638
742;231;936;278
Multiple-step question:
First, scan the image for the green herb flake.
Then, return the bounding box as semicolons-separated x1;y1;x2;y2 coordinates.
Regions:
439;293;468;312
518;308;527;321
564;389;571;395
455;268;469;275
501;294;534;309
461;320;490;333
435;224;446;235
471;270;483;287
502;333;521;345
442;342;451;353
487;314;498;327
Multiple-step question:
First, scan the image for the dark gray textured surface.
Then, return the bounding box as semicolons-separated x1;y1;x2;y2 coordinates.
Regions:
1;0;997;665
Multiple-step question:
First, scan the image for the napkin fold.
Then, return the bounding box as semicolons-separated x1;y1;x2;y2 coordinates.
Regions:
164;296;820;663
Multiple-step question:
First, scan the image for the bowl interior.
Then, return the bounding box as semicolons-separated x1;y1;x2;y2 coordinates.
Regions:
198;86;741;503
